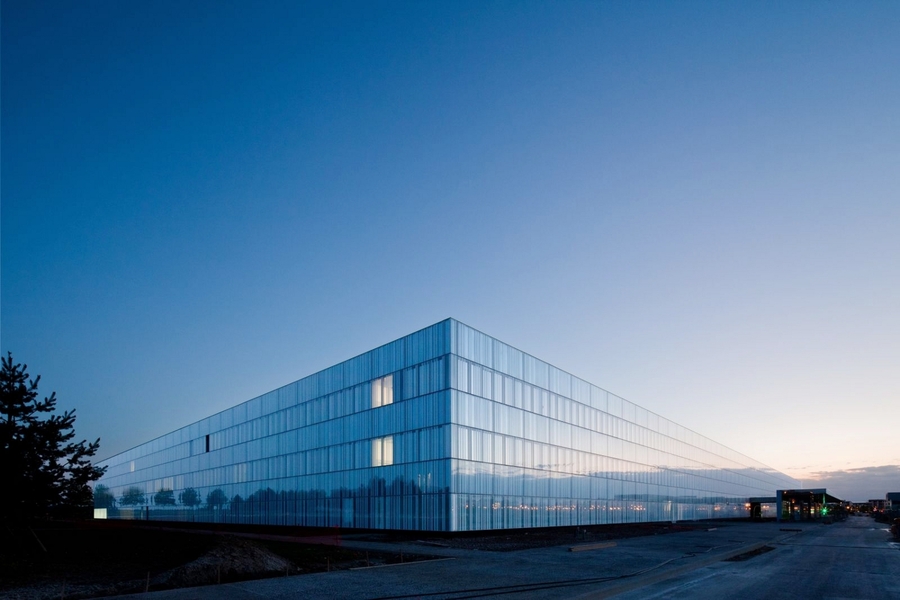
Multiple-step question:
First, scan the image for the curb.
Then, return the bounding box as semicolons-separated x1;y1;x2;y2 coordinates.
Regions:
570;542;618;552
349;557;455;570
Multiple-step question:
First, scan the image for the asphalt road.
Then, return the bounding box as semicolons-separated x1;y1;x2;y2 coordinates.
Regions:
108;518;900;600
608;516;900;600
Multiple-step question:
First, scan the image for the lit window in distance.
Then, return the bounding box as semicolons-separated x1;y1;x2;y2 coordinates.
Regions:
372;436;394;467
371;374;394;408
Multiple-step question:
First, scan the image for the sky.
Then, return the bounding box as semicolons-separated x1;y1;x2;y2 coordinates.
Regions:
2;1;898;503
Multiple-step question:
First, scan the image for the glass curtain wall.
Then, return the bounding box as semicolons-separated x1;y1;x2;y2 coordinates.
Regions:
94;319;799;532
448;320;799;531
95;320;455;531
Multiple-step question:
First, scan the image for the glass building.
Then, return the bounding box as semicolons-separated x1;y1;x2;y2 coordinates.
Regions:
94;319;798;531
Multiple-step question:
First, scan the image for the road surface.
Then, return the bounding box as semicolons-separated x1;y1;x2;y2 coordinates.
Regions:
609;516;900;600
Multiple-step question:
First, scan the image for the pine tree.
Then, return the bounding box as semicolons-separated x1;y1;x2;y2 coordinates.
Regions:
0;352;106;521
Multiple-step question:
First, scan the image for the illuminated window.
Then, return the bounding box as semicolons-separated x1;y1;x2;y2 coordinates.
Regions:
372;436;393;467
371;374;394;408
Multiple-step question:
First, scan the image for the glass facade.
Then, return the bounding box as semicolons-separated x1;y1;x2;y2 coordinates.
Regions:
94;319;798;531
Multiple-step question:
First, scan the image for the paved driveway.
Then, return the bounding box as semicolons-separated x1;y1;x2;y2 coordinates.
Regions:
111;518;899;599
608;516;900;600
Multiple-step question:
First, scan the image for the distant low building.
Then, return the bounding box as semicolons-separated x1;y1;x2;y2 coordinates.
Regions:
887;492;900;511
94;319;799;531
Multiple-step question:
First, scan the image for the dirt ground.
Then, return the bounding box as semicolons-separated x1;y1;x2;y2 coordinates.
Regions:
0;522;427;600
0;520;713;600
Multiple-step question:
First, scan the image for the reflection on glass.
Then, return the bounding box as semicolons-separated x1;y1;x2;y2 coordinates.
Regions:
93;319;798;531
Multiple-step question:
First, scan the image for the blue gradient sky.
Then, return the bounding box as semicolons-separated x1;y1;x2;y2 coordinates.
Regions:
3;1;898;501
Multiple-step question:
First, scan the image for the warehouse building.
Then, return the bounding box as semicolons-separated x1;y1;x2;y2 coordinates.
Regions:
93;319;798;531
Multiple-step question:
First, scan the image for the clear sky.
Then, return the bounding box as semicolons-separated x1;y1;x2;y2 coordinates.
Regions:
2;1;898;502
